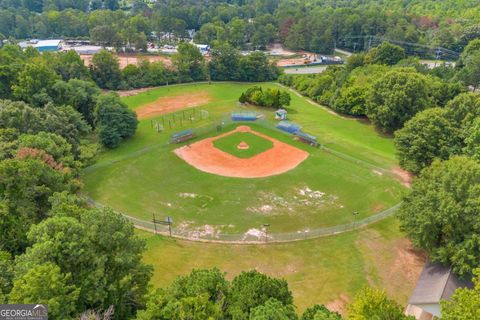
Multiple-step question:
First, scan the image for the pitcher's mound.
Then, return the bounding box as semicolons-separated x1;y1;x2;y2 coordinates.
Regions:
174;126;309;178
237;141;250;150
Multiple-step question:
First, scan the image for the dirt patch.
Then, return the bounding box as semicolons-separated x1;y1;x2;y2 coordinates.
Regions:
237;141;250;150
326;293;350;314
136;91;212;119
373;203;386;213
174;126;309;178
391;166;413;188
358;230;427;303
116;87;158;97
80;54;172;69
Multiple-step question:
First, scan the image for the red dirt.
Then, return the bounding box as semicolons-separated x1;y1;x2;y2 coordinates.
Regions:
80;54;172;70
174;126;309;178
135;91;212;119
391;166;413;188
237;141;250;150
326;293;350;315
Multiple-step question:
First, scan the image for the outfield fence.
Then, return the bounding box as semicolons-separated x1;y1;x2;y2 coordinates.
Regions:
85;197;401;243
83;115;403;243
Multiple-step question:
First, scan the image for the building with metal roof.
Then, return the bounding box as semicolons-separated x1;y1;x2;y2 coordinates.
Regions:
18;39;63;52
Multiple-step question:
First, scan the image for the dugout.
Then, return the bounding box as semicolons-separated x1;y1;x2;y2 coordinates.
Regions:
277;121;301;134
231;112;258;121
295;131;319;146
170;129;196;143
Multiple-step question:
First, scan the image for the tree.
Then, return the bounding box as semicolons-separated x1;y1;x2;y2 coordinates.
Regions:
441;269;480;319
12;61;60;106
226;270;293;320
347;287;414;320
464;118;480;160
0;128;19;161
0;251;13;303
137;268;227;320
239;52;279;82
364;42;406;66
397;156;480;277
91;50;122;90
240;87;291;108
444;92;480;135
300;304;342;320
9;263;79;319
209;43;241;81
365;69;433;132
51;50;90;81
0;158;74;254
394;108;463;174
17;132;75;169
172;42;207;83
14;194;152;319
249;298;298;320
51;79;101;126
94;93;138;148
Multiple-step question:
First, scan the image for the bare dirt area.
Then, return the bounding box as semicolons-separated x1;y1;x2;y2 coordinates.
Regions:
116;87;158;97
358;230;427;304
135;91;212;119
174;125;309;178
326;293;350;314
391;166;414;187
80;54;172;69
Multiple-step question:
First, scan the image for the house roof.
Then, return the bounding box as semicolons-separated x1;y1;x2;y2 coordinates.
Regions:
34;39;62;48
409;261;472;305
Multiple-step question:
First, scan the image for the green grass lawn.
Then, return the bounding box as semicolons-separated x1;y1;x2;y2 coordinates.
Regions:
83;82;405;236
82;82;420;314
139;217;425;314
213;131;273;158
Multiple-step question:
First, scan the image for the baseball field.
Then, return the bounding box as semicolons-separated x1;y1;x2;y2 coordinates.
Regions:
82;82;421;312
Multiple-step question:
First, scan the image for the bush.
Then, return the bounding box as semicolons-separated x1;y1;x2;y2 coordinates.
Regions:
239;86;291;108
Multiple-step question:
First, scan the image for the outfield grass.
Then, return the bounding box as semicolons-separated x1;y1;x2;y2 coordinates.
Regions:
99;82;397;168
83;82;405;236
83;82;420;313
83;122;404;234
139;217;425;313
213;131;273;158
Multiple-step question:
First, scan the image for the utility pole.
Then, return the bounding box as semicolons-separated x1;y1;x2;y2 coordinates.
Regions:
352;211;360;229
262;224;270;243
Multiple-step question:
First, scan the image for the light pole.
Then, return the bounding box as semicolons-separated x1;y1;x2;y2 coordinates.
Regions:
262;224;270;243
352;211;360;229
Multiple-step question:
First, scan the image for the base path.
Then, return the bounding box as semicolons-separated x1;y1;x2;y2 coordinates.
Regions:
174;126;309;178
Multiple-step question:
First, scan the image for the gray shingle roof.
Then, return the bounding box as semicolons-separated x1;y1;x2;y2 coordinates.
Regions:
409;261;472;305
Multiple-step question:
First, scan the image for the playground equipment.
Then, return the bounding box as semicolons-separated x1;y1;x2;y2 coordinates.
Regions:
295;131;319;147
170;129;196;144
276;121;301;134
275;109;288;120
231;112;258;121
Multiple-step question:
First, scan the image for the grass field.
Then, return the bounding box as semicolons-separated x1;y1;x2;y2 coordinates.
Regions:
139;217;425;314
83;82;405;236
213;131;273;158
82;82;420;313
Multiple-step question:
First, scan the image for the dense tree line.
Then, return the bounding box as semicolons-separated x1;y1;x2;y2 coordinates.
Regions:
279;42;465;133
0;0;479;54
